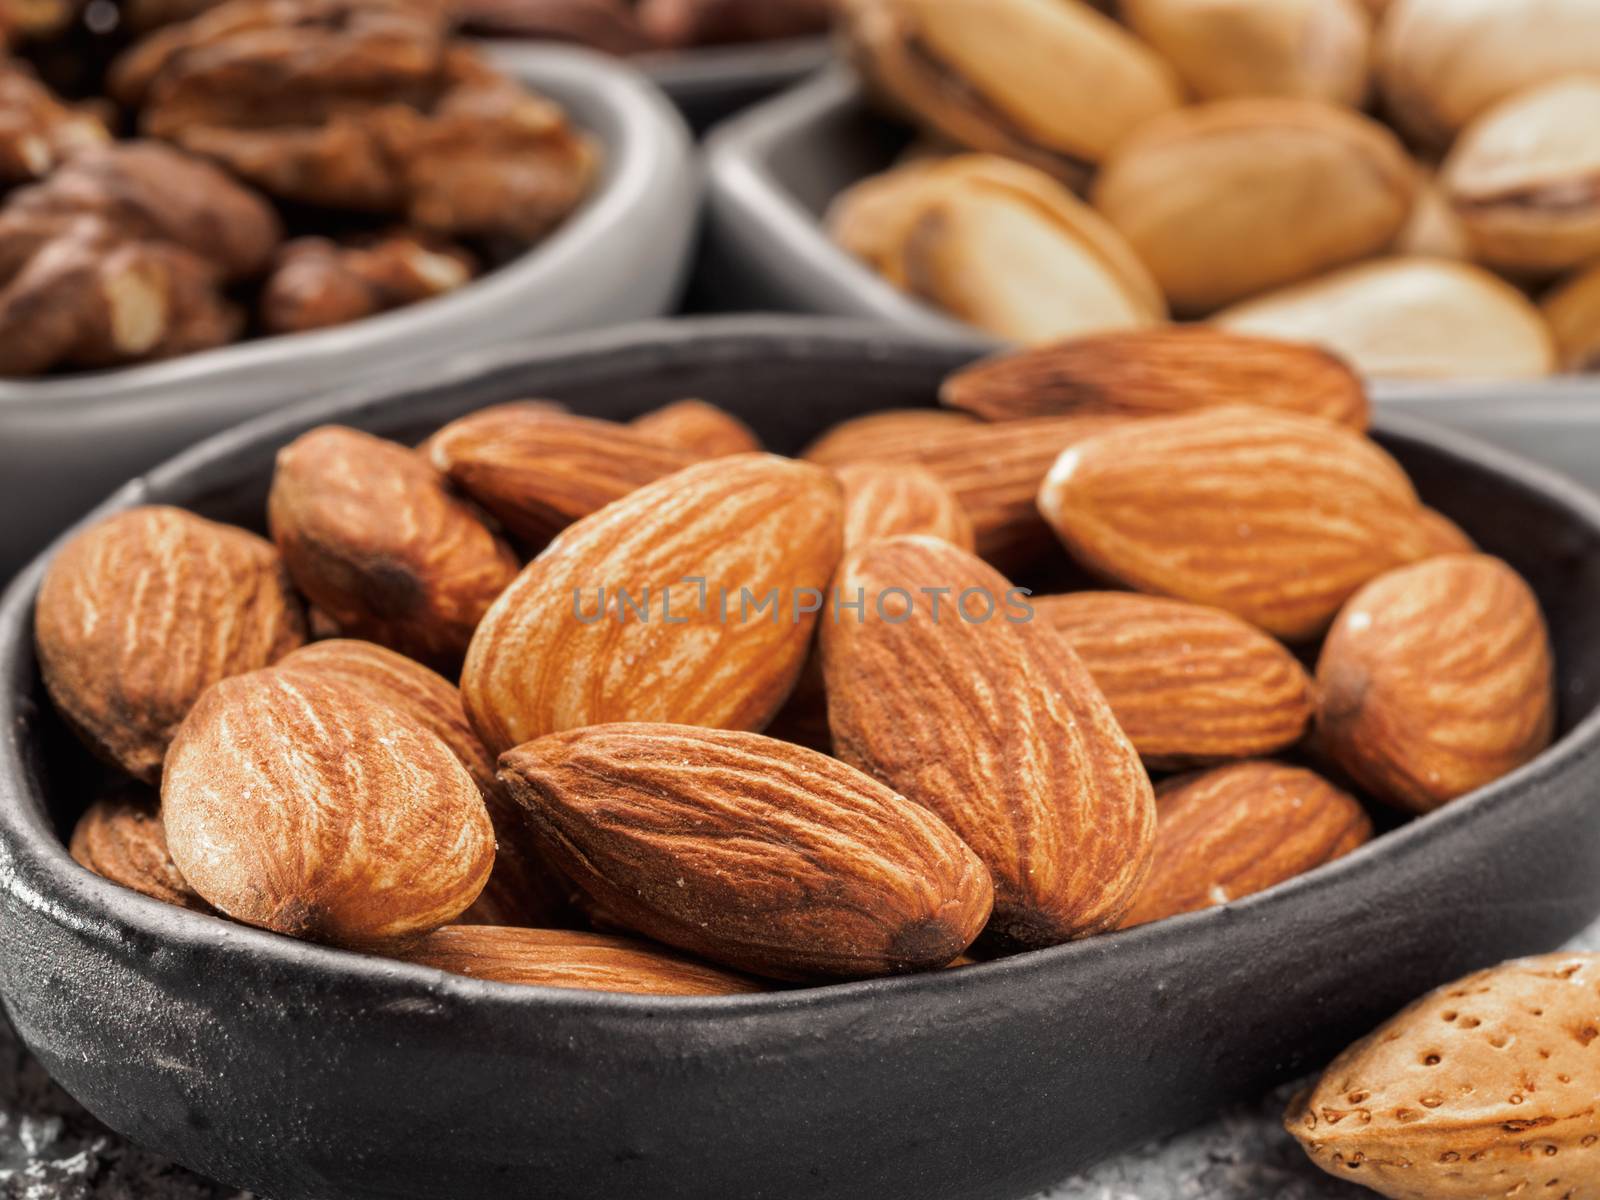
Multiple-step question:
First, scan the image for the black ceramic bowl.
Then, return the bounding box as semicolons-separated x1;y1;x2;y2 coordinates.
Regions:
3;317;1600;1200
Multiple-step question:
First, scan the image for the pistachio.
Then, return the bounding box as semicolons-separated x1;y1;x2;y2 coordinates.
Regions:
1122;0;1372;108
1440;77;1600;277
839;0;1183;188
1377;0;1600;148
1093;99;1418;314
1543;262;1600;372
1394;171;1470;261
1215;257;1557;380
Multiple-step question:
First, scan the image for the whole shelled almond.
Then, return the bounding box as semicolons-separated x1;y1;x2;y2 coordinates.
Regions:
801;408;978;467
837;461;975;552
498;723;994;981
822;536;1154;948
631;399;762;460
1037;407;1435;641
1316;553;1555;814
163;669;495;946
462;454;843;755
940;329;1370;430
1033;593;1313;768
1120;762;1372;929
34;505;307;783
69;785;210;912
268;426;519;671
1288;953;1600;1199
427;404;700;545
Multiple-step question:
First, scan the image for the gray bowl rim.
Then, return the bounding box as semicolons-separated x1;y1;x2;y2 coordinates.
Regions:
4;314;1600;1022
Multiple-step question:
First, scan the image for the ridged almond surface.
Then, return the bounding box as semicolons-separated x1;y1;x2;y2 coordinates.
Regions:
35;506;307;783
400;927;765;996
940;329;1370;429
427;404;699;546
69;785;210;912
1037;407;1434;641
268;426;518;671
462;454;844;755
498;724;994;981
1121;762;1372;929
630;399;762;460
837;461;975;552
801;408;978;467
821;536;1154;948
1316;554;1555;814
162;669;495;946
1287;953;1600;1200
1034;592;1313;768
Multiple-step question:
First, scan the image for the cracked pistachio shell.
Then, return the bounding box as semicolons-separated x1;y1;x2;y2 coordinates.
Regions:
1441;77;1600;277
1378;0;1600;148
1122;0;1372;107
1543;262;1600;372
840;0;1182;187
1093;98;1417;315
1215;257;1557;380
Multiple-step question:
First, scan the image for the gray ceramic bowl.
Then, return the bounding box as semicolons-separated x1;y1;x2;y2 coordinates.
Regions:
3;317;1600;1200
701;69;1600;492
0;45;697;580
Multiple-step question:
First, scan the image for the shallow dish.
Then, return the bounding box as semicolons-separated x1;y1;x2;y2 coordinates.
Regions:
701;70;1600;492
0;45;697;580
3;316;1600;1200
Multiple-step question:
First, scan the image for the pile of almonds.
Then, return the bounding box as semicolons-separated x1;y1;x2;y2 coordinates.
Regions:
35;328;1558;997
833;0;1600;380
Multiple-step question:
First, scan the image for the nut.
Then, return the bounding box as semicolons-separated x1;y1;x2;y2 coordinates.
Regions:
1120;762;1372;929
1316;553;1556;814
0;57;110;186
638;0;834;47
260;230;475;336
836;461;975;552
162;667;496;946
453;0;656;51
1287;953;1600;1200
801;407;978;466
821;536;1154;949
34;505;306;782
1393;170;1470;261
630;399;763;460
498;723;994;981
69;785;211;912
1543;260;1600;372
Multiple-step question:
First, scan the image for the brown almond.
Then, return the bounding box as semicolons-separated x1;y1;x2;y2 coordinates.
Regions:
69;785;210;912
498;724;994;981
34;505;307;783
837;461;975;552
631;399;762;460
821;536;1155;948
800;408;978;466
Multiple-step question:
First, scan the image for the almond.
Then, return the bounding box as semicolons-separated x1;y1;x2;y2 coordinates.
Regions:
498;723;994;981
268;426;519;671
1416;507;1476;556
800;408;978;466
940;328;1369;429
1033;592;1313;768
1316;553;1555;814
1037;406;1435;641
631;399;762;460
837;460;975;552
1120;762;1372;929
69;784;210;912
399;927;765;996
162;668;495;946
462;454;843;755
1287;953;1600;1200
426;404;699;546
34;505;307;783
821;536;1154;948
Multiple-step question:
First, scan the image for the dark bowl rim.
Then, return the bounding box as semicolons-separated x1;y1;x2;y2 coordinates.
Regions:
4;315;1600;1020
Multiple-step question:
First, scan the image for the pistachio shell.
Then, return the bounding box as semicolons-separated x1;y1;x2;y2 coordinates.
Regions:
1215;258;1557;379
1543;261;1600;371
1441;77;1600;276
1093;98;1418;314
1394;171;1470;261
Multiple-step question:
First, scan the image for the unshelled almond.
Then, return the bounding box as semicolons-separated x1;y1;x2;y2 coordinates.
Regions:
822;536;1154;948
34;505;306;783
69;785;210;912
630;399;762;459
1316;553;1555;814
836;461;975;552
498;723;994;981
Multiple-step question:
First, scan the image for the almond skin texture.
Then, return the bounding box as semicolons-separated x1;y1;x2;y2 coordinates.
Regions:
1287;953;1600;1200
462;454;844;755
268;426;518;672
427;404;699;546
69;785;210;912
631;399;762;460
498;724;994;982
1033;592;1314;768
941;328;1370;429
35;506;307;783
1316;554;1556;814
399;927;765;996
1120;762;1372;929
821;536;1155;949
1038;406;1434;641
162;669;495;947
800;408;979;466
837;461;976;552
